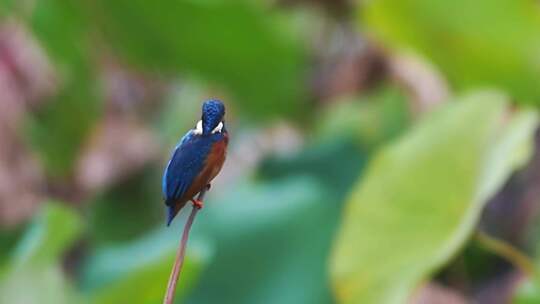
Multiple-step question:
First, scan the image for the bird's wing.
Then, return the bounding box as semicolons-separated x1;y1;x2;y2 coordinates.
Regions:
162;131;212;205
178;129;195;146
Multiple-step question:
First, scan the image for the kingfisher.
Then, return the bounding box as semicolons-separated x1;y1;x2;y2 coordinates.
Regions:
162;100;229;226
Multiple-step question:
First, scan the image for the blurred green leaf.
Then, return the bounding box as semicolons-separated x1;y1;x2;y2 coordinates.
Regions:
0;0;16;15
11;202;83;266
87;168;163;247
24;0;100;176
363;0;540;103
0;266;84;304
187;177;337;304
476;109;538;201
25;82;100;176
156;81;209;147
515;278;540;304
0;227;23;270
514;234;540;303
331;91;538;304
316;87;411;149
82;227;210;304
0;203;84;304
30;0;90;68
260;139;368;198
260;87;408;199
84;0;307;119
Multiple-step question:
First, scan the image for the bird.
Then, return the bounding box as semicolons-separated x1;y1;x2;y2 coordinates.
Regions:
162;100;229;226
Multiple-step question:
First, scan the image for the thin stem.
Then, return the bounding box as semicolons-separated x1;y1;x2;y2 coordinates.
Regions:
163;189;207;304
475;231;536;277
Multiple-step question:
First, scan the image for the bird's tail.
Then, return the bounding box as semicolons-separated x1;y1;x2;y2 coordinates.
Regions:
166;200;190;226
166;204;179;226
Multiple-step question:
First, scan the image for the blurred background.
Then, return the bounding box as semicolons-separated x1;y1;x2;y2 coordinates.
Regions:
1;0;540;303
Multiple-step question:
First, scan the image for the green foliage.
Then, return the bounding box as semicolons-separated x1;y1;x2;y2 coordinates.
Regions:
25;0;100;176
10;203;83;266
0;266;84;304
260;139;368;198
0;0;16;16
514;243;540;303
0;203;84;304
21;0;310;176
515;279;540;304
316;87;411;149
25;83;100;177
261;87;409;198
84;0;308;119
362;0;540;103
87;169;163;247
0;228;23;269
2;0;540;302
82;228;209;304
157;81;209;147
330;91;538;304
0;202;206;304
187;178;337;304
30;0;90;69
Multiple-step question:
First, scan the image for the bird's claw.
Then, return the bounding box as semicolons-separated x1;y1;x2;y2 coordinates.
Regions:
191;199;204;209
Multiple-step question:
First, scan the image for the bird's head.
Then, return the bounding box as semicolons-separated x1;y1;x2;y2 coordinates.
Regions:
196;99;225;135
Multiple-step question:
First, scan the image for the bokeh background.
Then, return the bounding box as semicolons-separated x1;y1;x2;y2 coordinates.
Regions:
1;0;540;303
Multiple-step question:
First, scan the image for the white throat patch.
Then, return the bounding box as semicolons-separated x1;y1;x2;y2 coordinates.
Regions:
193;120;223;135
211;122;224;134
194;120;203;135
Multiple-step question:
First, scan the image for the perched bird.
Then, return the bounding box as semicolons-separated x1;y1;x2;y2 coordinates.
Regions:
162;100;229;226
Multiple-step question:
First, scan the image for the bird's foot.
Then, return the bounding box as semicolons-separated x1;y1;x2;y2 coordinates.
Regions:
191;199;204;209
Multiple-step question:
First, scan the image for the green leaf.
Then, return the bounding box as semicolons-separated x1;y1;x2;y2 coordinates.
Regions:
10;202;83;266
0;0;16;15
330;91;538;304
156;81;210;147
0;266;84;304
187;177;337;304
515;278;540;304
362;0;540;103
476;108;538;202
24;0;100;176
84;0;307;119
81;227;211;304
87;168;163;247
259;138;368;198
514;231;540;303
25;82;100;176
30;0;91;69
0;203;84;304
316;87;411;149
0;227;23;270
260;87;408;198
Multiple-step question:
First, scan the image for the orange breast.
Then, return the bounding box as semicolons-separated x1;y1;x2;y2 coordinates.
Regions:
182;136;228;202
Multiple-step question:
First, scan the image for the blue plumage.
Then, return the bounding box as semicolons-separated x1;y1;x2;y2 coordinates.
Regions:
162;134;214;204
162;129;196;199
162;100;228;225
201;100;225;134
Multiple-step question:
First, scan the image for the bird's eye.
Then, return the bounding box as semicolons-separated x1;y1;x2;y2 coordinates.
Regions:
194;120;203;135
211;122;224;134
